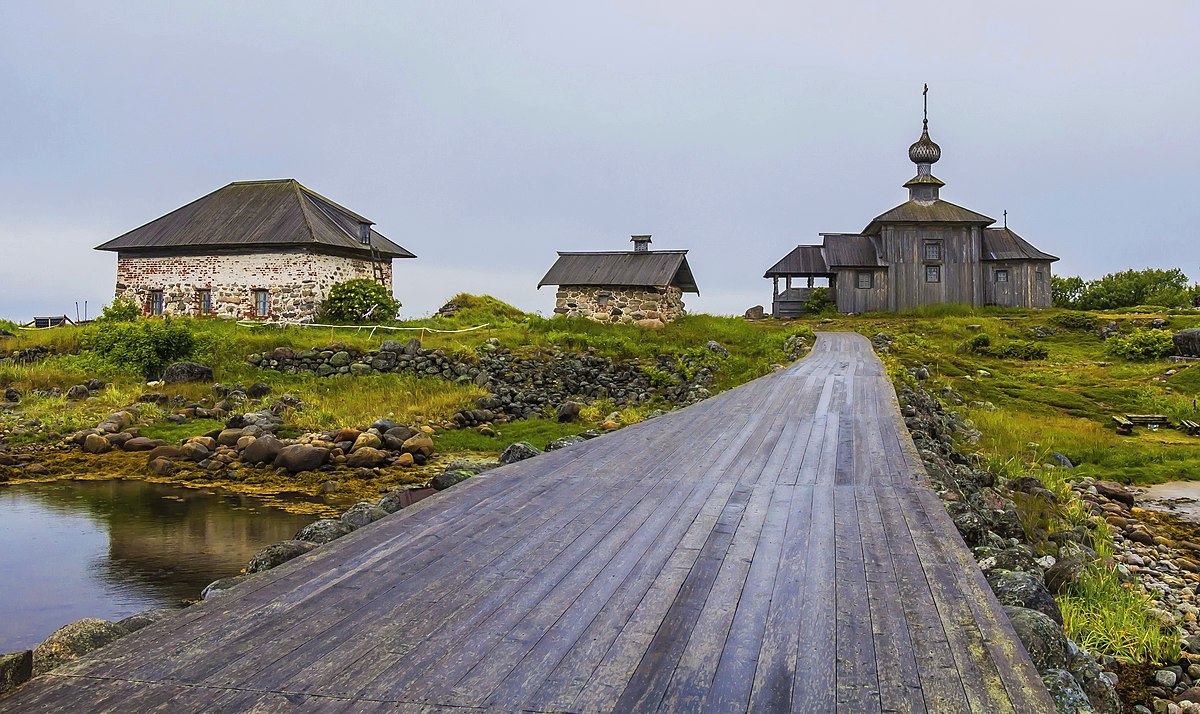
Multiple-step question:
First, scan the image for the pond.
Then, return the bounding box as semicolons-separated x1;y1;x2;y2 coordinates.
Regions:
0;479;327;653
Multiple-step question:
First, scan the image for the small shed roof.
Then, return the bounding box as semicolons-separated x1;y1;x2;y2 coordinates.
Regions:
763;245;828;277
95;179;415;259
863;199;995;235
982;227;1059;262
539;250;699;293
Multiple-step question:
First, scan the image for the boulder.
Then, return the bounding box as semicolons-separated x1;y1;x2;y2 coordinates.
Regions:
1175;329;1200;358
1093;480;1137;506
201;574;251;600
386;425;417;442
432;470;473;491
1040;668;1094;714
546;435;586;451
179;442;210;462
161;361;214;384
121;437;164;452
1003;605;1068;671
986;569;1063;625
294;518;352;545
32;618;129;676
216;428;245;447
66;384;91;400
2;387;20;403
340;502;389;530
557;401;582;423
378;490;409;514
1068;650;1121;714
242;435;283;465
147;445;182;460
744;305;765;320
147;457;176;475
346;447;389;468
1045;554;1088;596
705;340;730;357
395;452;414;467
499;441;542;465
0;650;32;695
115;608;177;634
351;432;383;452
245;540;316;574
273;445;330;473
82;433;112;454
401;433;435;458
443;458;499;475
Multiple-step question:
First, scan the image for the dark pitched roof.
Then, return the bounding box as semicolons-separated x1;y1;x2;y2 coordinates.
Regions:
538;250;699;293
822;234;882;267
95;179;416;259
763;234;883;278
863;199;995;235
982;227;1059;262
763;245;828;277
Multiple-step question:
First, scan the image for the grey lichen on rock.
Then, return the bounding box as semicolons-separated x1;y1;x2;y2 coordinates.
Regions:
245;539;316;574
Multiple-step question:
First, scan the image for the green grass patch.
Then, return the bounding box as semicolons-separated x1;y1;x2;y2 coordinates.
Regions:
1060;565;1181;663
139;418;226;443
433;419;593;454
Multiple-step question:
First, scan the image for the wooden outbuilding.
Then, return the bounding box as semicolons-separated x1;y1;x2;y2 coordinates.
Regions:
764;88;1057;317
95;179;415;321
539;235;699;326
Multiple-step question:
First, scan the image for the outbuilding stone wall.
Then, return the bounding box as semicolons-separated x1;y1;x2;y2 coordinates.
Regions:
114;250;394;321
552;285;686;325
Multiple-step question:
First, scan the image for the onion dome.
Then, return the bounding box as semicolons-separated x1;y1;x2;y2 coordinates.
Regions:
908;123;941;164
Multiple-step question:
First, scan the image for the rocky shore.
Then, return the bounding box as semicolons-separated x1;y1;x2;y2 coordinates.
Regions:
898;364;1200;714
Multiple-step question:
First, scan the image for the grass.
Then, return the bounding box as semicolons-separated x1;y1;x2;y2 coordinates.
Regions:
432;418;594;454
139;418;226;443
1060;565;1182;663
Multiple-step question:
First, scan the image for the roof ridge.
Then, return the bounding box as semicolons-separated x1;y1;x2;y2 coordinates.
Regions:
228;178;297;185
555;249;689;256
290;181;323;247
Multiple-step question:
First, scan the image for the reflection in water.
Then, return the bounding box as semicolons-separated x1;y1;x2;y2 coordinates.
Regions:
0;480;321;652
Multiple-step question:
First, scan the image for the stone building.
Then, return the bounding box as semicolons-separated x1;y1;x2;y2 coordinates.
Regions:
763;88;1057;317
95;179;415;321
538;235;699;326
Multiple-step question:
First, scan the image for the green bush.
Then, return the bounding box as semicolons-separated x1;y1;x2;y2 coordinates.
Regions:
804;287;833;314
1105;329;1177;361
986;341;1049;361
957;333;992;354
1049;312;1098;331
319;279;400;324
84;320;198;378
95;298;141;323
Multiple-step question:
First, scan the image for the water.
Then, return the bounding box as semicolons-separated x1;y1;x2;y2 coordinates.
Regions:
0;480;326;652
1143;481;1200;523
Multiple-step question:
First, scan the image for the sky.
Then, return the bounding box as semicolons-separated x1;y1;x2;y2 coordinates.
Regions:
1;1;1197;320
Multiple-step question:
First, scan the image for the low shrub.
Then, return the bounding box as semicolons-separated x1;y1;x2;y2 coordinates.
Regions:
804;287;833;315
957;333;992;354
319;279;401;324
95;298;141;323
1105;329;1177;361
1050;312;1098;331
84;319;198;379
986;341;1049;361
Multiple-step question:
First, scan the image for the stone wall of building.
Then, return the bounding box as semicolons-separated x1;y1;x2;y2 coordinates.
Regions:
114;250;394;321
552;285;686;325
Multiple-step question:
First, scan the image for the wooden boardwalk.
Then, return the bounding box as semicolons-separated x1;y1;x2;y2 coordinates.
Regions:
0;332;1054;713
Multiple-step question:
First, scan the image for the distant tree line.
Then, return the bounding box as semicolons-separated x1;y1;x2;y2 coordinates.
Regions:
1052;268;1200;310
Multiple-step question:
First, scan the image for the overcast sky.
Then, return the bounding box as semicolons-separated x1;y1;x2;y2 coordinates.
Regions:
1;1;1197;320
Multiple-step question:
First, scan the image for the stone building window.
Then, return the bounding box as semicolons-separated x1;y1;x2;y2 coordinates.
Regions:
147;290;164;316
252;289;270;318
925;265;941;283
855;271;873;289
197;289;213;315
923;240;943;261
995;269;1009;283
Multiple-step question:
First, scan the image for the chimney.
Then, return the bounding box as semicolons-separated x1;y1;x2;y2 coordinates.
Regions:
630;234;652;253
